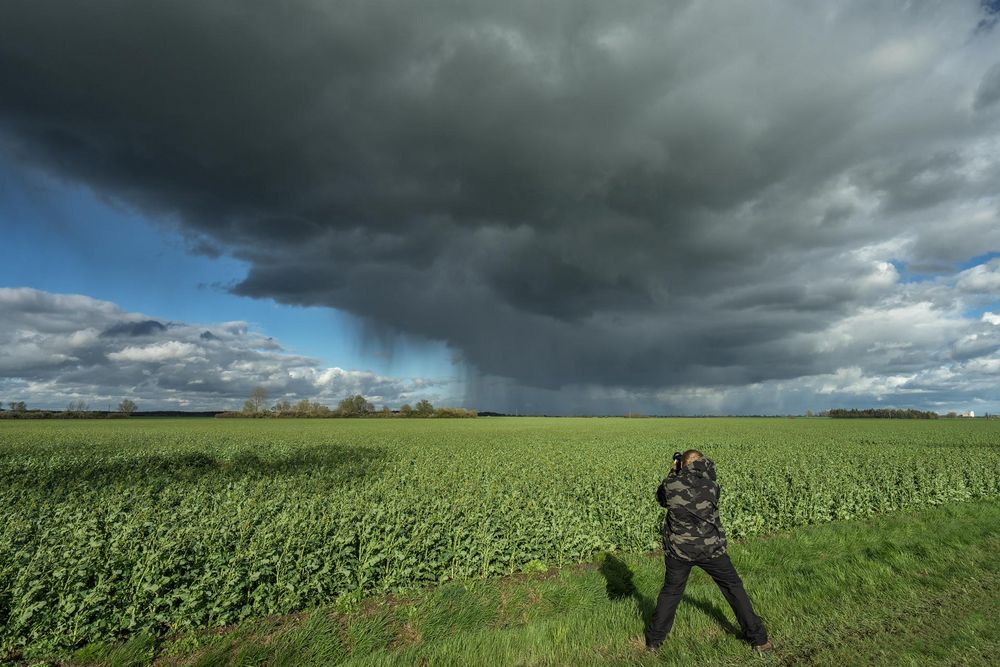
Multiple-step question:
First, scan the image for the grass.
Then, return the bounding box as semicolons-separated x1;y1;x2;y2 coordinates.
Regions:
61;497;1000;666
7;417;998;660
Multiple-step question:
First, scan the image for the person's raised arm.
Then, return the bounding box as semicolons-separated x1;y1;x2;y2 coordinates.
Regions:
656;478;670;508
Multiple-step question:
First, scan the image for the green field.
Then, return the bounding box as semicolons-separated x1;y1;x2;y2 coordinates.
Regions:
2;417;999;664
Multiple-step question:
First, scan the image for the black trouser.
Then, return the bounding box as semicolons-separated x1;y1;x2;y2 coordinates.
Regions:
645;552;768;647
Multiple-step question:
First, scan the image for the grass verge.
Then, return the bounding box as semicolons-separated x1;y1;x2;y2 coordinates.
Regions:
58;499;1000;666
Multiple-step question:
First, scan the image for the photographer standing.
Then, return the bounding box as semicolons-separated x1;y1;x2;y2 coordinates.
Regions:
644;449;773;654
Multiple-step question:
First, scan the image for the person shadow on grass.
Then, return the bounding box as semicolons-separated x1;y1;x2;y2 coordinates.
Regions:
598;553;743;641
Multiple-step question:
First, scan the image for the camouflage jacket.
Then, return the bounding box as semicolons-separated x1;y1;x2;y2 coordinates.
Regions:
656;457;727;561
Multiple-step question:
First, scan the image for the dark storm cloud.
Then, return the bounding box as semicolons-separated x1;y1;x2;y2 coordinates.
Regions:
101;320;167;337
2;1;1000;413
975;62;1000;110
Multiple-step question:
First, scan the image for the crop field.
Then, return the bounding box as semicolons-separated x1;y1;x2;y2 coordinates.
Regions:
2;417;1000;661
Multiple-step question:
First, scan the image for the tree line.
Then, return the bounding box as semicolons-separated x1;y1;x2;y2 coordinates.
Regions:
827;408;939;419
216;387;477;418
0;389;477;419
0;399;137;419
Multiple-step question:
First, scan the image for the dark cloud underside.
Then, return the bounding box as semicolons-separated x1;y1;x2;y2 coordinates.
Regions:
1;1;1000;412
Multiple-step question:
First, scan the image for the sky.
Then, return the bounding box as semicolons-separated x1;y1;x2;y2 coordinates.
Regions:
1;0;1000;415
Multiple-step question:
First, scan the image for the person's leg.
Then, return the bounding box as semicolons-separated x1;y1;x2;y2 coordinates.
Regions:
698;553;769;646
644;555;693;647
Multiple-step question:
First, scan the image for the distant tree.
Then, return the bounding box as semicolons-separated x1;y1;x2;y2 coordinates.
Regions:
432;407;478;418
311;401;333;417
415;399;434;417
805;409;813;417
249;386;268;413
379;406;391;417
294;398;313;416
399;403;413;417
118;399;137;416
66;400;89;414
9;401;26;413
337;394;374;417
273;399;292;415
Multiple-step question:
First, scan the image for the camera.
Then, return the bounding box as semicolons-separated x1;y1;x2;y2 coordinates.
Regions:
672;451;682;470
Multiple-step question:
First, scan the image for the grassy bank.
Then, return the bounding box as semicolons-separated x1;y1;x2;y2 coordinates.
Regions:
66;498;1000;666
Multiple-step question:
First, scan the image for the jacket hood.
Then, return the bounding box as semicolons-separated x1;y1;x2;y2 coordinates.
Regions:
686;456;717;482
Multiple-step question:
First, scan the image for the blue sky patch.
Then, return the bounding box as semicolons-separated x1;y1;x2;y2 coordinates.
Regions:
0;160;454;380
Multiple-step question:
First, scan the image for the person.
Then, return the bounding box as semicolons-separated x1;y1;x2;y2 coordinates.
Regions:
644;449;773;654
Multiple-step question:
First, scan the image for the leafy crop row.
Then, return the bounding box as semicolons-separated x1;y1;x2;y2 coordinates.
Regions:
1;417;998;658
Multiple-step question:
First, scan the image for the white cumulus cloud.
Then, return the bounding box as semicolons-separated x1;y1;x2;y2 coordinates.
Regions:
0;287;460;411
956;258;1000;293
108;341;200;363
